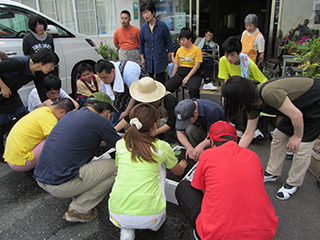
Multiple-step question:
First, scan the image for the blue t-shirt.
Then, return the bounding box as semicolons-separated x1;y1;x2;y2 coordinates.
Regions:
177;99;225;132
33;107;121;185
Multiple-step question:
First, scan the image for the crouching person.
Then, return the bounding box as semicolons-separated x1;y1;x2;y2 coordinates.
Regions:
108;103;187;240
175;121;278;240
4;98;75;171
33;92;121;223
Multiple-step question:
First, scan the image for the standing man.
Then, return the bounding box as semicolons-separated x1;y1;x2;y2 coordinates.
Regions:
139;2;174;85
33;92;121;223
113;10;141;64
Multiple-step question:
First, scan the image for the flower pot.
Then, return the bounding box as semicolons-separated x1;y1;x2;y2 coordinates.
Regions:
287;48;298;54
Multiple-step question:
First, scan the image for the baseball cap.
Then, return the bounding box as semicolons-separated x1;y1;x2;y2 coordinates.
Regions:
87;92;118;112
208;121;238;142
174;99;196;130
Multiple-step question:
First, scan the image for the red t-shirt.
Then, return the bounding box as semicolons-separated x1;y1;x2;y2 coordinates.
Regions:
113;25;140;49
191;141;278;240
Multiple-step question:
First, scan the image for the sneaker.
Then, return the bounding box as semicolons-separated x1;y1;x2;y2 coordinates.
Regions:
253;129;264;139
202;82;218;91
264;171;278;182
121;228;135;240
193;229;200;240
63;207;98;223
236;130;243;138
285;152;293;160
276;183;297;200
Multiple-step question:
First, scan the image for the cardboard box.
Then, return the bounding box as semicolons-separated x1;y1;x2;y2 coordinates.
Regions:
165;162;198;205
309;150;320;177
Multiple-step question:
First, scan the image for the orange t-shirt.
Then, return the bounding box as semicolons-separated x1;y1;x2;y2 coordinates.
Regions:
113;26;140;50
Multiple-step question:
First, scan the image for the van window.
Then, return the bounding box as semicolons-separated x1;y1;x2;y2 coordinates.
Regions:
0;7;29;38
0;5;74;38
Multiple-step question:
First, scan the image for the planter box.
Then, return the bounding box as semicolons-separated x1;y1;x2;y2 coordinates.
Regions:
165;146;198;205
165;162;198;204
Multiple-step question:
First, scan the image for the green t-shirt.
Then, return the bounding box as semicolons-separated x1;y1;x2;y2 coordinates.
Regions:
108;138;178;215
218;56;267;83
248;77;314;119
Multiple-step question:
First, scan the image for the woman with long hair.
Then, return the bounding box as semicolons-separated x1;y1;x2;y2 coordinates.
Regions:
108;103;187;240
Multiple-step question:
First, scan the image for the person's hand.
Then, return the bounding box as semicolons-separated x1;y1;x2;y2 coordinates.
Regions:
179;160;188;169
141;58;146;68
1;86;11;98
182;76;190;85
193;145;205;161
286;134;302;153
186;146;195;159
119;111;128;120
202;51;208;55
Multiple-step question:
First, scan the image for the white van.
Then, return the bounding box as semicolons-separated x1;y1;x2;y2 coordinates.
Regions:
0;0;102;105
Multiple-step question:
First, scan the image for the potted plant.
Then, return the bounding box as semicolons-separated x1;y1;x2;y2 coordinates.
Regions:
293;36;320;79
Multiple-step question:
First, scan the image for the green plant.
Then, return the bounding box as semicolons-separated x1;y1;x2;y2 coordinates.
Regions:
99;45;119;61
293;37;320;79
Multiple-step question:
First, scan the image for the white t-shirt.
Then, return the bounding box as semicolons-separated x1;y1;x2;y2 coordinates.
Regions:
28;87;70;112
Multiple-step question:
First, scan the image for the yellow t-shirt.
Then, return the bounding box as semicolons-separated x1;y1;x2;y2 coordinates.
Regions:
175;44;203;68
218;56;267;83
4;107;58;166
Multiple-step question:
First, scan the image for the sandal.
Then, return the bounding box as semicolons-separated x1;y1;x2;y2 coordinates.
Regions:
276;184;297;200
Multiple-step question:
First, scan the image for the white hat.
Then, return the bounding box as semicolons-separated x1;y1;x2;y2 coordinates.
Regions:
129;77;166;103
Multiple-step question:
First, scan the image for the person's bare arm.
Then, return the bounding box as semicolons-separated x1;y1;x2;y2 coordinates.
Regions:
156;124;171;135
0;78;11;98
278;96;303;152
239;117;259;148
259;52;265;63
140;54;146;68
114;44;120;50
170;160;188;176
115;118;129;132
69;97;80;109
120;97;136;120
171;62;179;77
177;130;199;160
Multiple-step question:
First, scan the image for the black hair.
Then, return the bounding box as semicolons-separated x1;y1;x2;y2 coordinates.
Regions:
206;28;215;35
221;76;258;119
44;75;61;92
213;136;237;147
28;14;48;32
31;48;59;65
78;63;93;75
84;100;113;114
179;27;192;40
95;59;115;74
222;36;242;54
140;3;156;14
51;98;75;112
121;10;131;18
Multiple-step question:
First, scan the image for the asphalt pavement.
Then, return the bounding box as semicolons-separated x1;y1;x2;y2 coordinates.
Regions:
0;89;320;239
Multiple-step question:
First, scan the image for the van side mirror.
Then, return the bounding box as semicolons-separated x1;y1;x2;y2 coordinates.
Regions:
47;25;58;36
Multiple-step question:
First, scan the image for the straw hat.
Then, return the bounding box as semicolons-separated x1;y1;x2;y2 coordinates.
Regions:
129;77;166;103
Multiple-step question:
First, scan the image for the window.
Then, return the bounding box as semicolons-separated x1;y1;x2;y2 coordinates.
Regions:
0;6;29;38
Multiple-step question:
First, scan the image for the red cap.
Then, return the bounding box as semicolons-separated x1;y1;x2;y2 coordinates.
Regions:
208;121;238;142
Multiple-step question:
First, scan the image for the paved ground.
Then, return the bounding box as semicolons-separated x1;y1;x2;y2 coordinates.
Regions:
1;87;320;239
